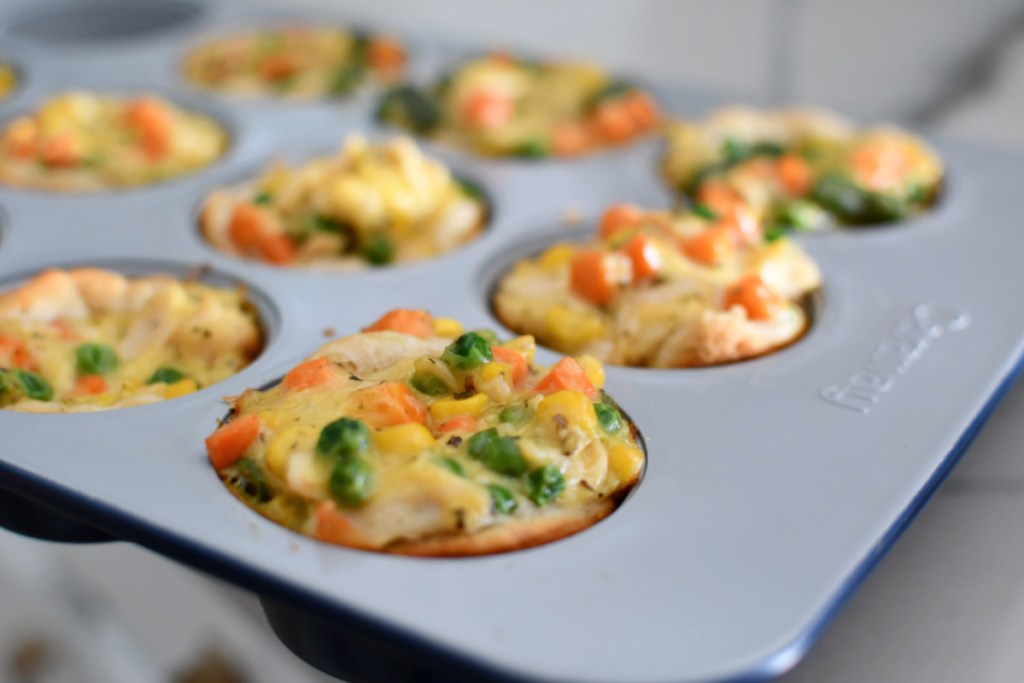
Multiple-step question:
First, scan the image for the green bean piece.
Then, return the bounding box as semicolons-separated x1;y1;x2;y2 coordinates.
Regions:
690;203;718;221
376;85;442;133
75;343;119;376
437;456;465;477
467;428;526;476
147;367;186;385
527;464;566;506
329;63;366;96
442;332;493;370
410;372;449;397
316;417;371;460
498;404;532;425
488;484;517;515
329;457;373;507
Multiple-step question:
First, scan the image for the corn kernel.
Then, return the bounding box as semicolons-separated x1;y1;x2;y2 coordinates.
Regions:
266;424;317;479
577;355;605;390
433;317;464;338
163;378;198;399
544;305;604;352
536;390;597;434
373;423;437;457
429;393;489;422
502;335;536;362
607;442;644;484
538;243;577;270
478;362;510;382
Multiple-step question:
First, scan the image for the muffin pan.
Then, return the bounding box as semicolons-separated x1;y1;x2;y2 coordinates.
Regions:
3;2;1024;682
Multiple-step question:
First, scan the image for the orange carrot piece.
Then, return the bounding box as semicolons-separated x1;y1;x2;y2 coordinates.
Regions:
363;309;434;338
850;139;912;191
777;153;812;196
535;357;596;399
315;502;368;547
462;90;515;129
681;226;734;266
718;205;761;244
282;357;335;392
436;415;480;434
491;346;527;385
259;232;297;266
696;181;745;219
228;203;270;249
206;413;261;470
50;320;78;342
70;375;107;397
259;54;301;81
598;203;644;240
620;91;660;130
0;336;38;371
622;232;662;281
40;134;81;168
352;381;428;429
590;102;636;144
723;274;783;321
124;97;173;159
551;122;594;158
570;249;624;306
367;37;406;75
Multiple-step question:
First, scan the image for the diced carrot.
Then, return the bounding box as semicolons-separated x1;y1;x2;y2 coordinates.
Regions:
777;153;812;196
621;232;662;281
551;122;594;158
367;37;406;75
0;336;38;371
70;375;107;397
363;309;434;338
723;274;783;321
620;91;660;131
461;90;515;129
569;249;626;306
352;381;427;429
40;134;81;168
696;181;745;219
50;320;78;342
491;346;527;385
681;226;734;266
436;415;480;434
590;101;636;144
124;97;173;160
598;203;644;240
259;232;297;265
229;203;267;251
259;54;301;81
282;357;336;392
206;413;261;470
718;205;761;244
3;120;38;160
315;502;368;547
535;357;596;399
850;139;912;191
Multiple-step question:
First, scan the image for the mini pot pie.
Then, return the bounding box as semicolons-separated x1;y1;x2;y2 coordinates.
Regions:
661;107;944;231
206;309;644;556
376;53;661;159
0;92;228;191
200;136;487;268
0;268;261;412
0;62;15;102
493;203;821;368
182;26;406;99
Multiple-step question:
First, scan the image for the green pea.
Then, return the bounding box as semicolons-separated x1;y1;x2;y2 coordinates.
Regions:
593;402;623;433
316;417;371;460
514;138;549;159
437;456;464;477
690;203;718;221
363;234;394;266
253;191;273;205
147;367;186;385
487;484;517;515
329;457;372;507
8;370;53;402
442;332;493;370
467;428;526;476
76;343;119;376
229;459;272;504
410;372;449;397
498;404;532;425
527;464;565;506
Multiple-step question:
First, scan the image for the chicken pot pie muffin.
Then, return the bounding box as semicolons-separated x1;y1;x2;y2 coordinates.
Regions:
493;203;821;368
206;309;644;556
182;26;406;100
0;62;16;102
0;268;261;412
661;107;943;230
200;136;487;268
0;92;228;191
376;53;661;158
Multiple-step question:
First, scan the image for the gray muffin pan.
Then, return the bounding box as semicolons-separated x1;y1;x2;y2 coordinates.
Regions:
2;2;1023;682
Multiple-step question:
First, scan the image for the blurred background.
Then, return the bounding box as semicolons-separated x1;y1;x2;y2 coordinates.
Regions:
2;0;1024;681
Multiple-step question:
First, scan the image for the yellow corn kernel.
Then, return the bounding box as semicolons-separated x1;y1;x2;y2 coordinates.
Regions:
544;305;605;352
502;335;536;362
429;393;489;422
266;424;316;479
577;355;605;390
433;317;464;338
373;423;437;457
478;362;510;383
607;442;644;484
536;390;597;434
538;243;577;270
162;379;198;399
